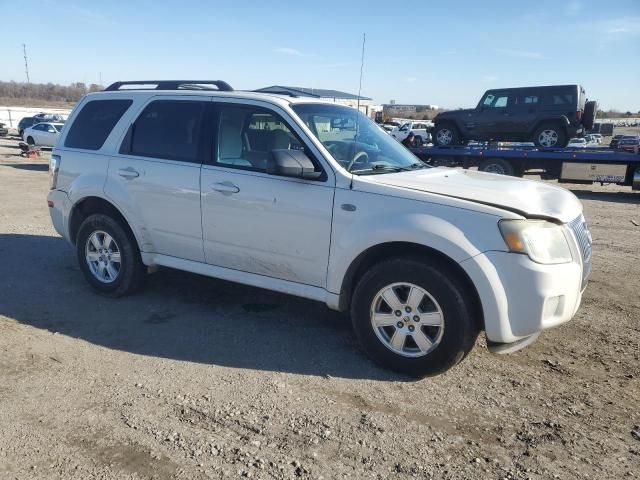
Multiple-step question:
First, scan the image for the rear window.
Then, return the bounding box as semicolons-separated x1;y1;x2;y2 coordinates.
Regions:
128;100;205;162
65;99;132;150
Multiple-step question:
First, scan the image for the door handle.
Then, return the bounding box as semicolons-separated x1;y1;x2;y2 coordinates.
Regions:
117;167;140;179
210;181;240;194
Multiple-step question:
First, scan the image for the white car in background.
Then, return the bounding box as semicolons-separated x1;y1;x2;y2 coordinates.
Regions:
23;122;64;147
567;137;587;148
390;121;432;144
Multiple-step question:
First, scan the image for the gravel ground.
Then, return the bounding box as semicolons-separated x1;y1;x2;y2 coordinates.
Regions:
0;135;638;480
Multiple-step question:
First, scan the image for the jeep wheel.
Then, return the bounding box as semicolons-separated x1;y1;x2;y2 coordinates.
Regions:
533;124;566;148
433;124;463;146
76;213;145;297
479;158;517;176
351;258;479;377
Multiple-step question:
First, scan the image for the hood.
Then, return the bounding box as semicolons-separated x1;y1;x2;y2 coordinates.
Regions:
364;168;583;223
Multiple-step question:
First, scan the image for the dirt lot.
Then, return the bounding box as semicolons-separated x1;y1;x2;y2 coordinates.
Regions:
0;135;638;480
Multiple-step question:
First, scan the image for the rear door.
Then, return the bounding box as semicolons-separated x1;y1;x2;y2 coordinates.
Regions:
105;97;208;262
200;101;334;287
510;90;540;137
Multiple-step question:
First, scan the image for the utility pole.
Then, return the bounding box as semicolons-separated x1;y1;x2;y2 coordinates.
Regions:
22;44;30;83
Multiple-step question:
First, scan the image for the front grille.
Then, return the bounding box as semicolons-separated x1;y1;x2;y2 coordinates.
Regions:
568;214;592;289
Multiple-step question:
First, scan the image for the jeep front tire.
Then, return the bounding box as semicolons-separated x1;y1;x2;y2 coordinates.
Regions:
433;123;463;146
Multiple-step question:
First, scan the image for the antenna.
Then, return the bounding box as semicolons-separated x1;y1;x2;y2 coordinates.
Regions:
22;44;30;83
356;33;366;113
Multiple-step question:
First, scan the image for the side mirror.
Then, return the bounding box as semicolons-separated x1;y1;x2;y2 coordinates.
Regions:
267;149;322;179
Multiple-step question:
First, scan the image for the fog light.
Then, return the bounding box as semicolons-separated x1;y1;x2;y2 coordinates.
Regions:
542;295;564;320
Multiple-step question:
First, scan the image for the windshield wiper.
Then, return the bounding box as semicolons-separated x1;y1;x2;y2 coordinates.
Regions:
352;162;427;175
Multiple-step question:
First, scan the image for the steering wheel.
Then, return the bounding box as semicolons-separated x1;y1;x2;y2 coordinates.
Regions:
346;150;369;172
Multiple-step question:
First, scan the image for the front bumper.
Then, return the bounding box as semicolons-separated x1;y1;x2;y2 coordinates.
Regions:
460;250;584;345
47;189;72;242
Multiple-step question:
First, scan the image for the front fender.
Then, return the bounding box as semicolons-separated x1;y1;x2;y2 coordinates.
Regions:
326;189;506;294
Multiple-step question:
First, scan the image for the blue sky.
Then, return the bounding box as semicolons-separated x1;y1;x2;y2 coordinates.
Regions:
0;0;638;110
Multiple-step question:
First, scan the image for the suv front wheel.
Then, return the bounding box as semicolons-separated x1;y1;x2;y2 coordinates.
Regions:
76;214;146;297
350;258;479;377
532;123;567;148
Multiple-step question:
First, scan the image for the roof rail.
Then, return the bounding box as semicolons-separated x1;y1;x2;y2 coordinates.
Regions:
104;80;233;92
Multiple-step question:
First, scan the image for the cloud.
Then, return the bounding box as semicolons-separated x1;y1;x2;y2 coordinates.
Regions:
495;48;546;60
564;0;582;16
406;77;417;83
481;75;498;83
274;47;305;57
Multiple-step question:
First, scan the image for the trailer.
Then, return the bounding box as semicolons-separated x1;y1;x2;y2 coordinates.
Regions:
410;145;640;191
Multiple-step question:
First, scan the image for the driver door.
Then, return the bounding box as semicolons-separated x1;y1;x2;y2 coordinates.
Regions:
200;102;335;287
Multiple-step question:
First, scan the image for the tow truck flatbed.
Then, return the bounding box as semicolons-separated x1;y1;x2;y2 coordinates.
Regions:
410;145;640;190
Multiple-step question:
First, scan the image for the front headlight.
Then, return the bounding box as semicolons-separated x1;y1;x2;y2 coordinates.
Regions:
499;219;573;264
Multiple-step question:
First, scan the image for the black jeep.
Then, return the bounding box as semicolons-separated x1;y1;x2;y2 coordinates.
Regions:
433;85;597;148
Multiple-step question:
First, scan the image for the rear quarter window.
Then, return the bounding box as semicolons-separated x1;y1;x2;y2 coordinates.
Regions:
65;99;132;150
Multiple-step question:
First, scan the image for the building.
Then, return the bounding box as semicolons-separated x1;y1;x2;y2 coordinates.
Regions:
382;103;440;121
254;85;376;117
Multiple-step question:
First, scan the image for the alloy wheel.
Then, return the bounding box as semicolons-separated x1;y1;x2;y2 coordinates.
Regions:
370;282;445;358
85;230;121;283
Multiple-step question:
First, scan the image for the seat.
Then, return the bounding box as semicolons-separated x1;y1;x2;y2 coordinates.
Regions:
218;123;252;167
244;128;292;170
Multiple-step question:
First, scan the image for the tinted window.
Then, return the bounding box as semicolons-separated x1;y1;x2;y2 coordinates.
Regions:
65;99;132;150
216;105;305;172
482;93;509;108
130;100;204;162
33;124;46;131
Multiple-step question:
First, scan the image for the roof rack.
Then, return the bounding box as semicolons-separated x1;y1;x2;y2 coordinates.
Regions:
104;80;233;92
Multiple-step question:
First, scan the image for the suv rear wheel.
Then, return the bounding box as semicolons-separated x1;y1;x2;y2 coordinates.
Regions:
532;123;566;148
76;214;145;297
350;258;479;377
433;123;463;146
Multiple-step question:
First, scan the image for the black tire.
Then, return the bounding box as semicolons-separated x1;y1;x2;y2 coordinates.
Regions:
18;129;23;137
433;123;464;146
26;136;35;145
76;213;145;297
350;258;479;378
583;100;597;131
479;158;516;176
532;123;567;148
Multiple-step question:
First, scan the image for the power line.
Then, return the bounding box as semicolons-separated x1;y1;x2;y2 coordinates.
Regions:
22;44;30;83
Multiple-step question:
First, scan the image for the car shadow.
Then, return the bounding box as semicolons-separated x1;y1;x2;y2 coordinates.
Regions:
0;233;404;381
2;163;49;171
570;189;639;204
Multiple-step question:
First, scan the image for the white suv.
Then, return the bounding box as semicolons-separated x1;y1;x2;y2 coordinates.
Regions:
47;80;592;377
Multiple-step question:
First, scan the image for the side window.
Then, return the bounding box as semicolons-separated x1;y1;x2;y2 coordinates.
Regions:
482;93;509;108
65;99;132;150
33;124;45;131
216;105;306;172
129;100;204;162
524;95;539;104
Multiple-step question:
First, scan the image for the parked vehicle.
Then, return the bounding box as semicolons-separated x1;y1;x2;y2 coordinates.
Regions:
47;80;592;377
617;137;640;153
567;138;588;148
588;133;603;144
18;117;43;137
23;122;64;147
610;134;625;149
33;113;65;122
0;122;8;137
433;85;597;148
390;121;432;145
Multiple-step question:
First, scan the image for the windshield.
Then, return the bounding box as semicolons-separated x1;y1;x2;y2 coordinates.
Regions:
53;124;63;132
291;103;428;175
